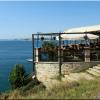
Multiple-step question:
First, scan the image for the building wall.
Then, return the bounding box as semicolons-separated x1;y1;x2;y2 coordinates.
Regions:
35;62;59;82
35;62;100;82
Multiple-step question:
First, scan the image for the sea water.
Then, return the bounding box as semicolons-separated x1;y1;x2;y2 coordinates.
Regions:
0;40;32;92
0;39;82;92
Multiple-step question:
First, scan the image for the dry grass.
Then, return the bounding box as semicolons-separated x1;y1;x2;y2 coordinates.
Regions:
32;78;100;99
0;78;100;99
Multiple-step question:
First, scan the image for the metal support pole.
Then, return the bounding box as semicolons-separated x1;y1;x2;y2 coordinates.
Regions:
37;34;38;48
58;33;62;76
32;34;36;76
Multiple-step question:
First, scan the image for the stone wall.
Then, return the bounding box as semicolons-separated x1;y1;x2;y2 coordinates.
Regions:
61;62;100;74
35;62;59;82
35;62;100;82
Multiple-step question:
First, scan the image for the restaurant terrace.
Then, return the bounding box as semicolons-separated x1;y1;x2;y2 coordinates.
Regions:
32;25;100;78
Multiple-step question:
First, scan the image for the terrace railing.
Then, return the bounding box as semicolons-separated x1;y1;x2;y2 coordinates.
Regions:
90;49;100;61
32;33;100;63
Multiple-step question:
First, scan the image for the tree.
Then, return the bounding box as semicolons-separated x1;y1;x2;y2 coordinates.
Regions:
9;64;26;89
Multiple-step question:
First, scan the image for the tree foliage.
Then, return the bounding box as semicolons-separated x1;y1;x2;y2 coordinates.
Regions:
9;64;26;89
42;41;57;49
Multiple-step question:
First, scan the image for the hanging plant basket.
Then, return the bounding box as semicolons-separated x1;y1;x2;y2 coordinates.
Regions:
53;37;56;40
41;37;44;41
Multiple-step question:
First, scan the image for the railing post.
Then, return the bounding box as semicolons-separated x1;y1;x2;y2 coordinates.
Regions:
84;47;90;62
36;48;39;62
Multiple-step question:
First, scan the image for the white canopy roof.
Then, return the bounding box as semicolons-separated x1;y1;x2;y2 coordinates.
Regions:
64;25;100;33
56;33;99;40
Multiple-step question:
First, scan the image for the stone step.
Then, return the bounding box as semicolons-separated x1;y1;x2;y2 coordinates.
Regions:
64;73;94;81
89;68;100;74
93;66;100;70
86;70;100;77
79;72;94;80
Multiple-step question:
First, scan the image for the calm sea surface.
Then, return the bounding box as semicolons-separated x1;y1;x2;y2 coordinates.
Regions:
0;40;33;92
0;40;82;92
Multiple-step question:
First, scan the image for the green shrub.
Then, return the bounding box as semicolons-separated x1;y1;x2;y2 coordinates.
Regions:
42;41;57;49
9;64;26;89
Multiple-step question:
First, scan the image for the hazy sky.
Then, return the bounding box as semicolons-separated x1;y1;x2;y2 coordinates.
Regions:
0;1;100;39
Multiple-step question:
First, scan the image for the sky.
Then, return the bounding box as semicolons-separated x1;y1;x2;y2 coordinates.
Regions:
0;1;100;39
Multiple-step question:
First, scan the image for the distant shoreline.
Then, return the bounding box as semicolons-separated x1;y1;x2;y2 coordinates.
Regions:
0;39;32;41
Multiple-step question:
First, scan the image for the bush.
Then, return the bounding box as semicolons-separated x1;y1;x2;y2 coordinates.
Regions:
42;41;57;49
9;64;26;89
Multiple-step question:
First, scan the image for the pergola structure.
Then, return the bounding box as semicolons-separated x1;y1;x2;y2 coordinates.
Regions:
32;25;100;76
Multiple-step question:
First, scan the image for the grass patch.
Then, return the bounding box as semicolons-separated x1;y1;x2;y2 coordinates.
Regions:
0;78;100;99
33;78;100;99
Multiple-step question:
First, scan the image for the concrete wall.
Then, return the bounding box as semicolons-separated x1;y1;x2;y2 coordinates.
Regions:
35;62;100;82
